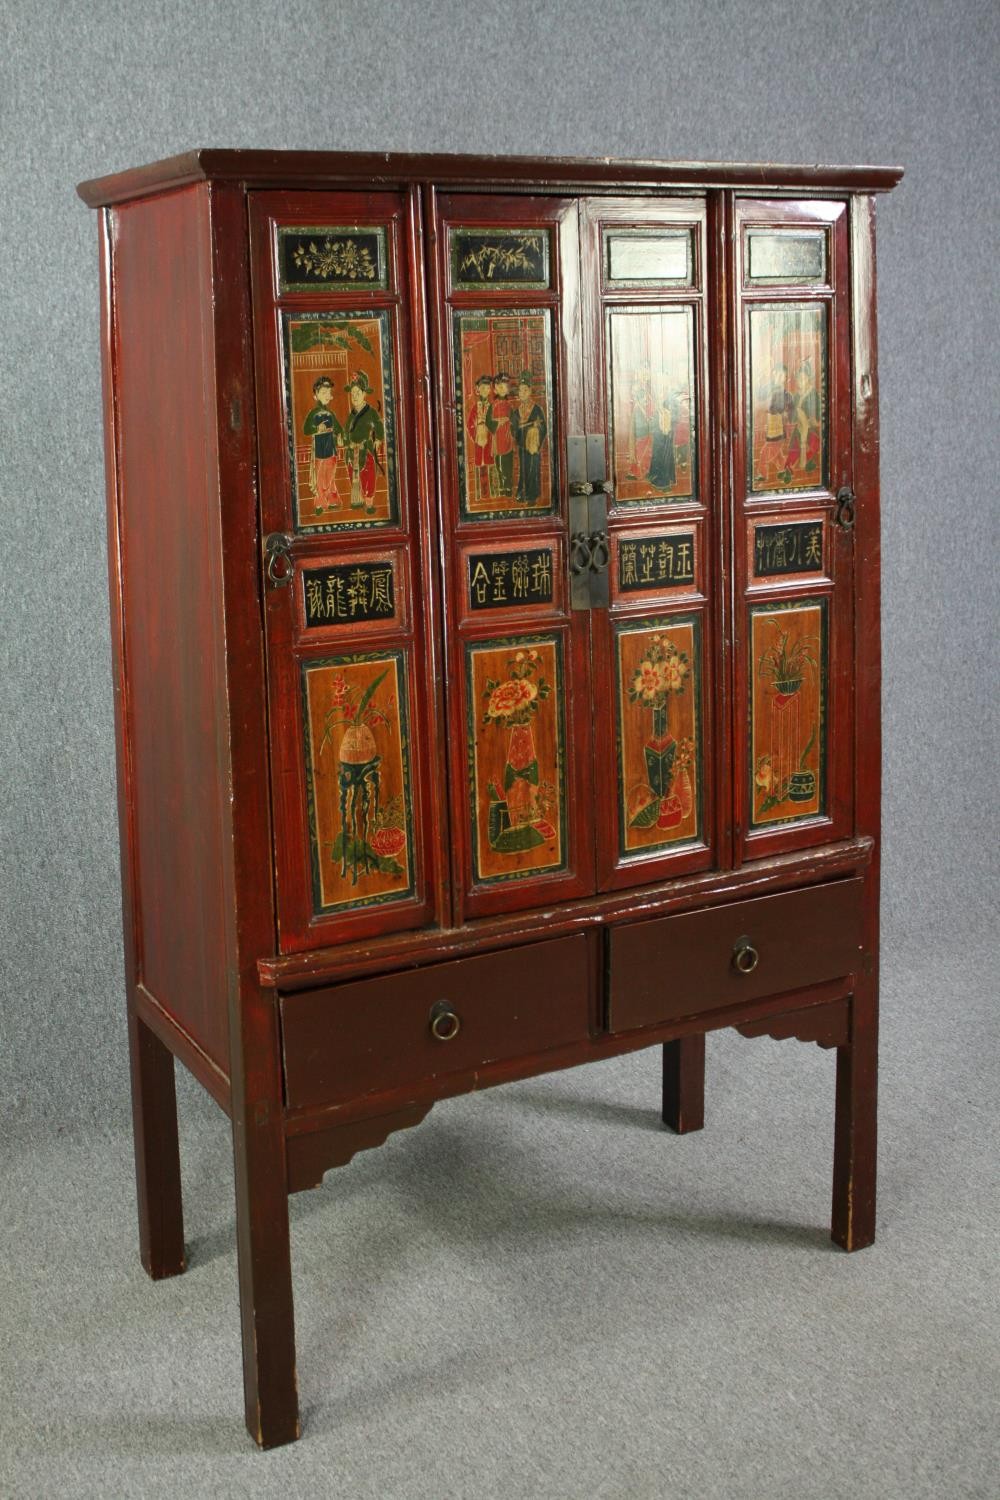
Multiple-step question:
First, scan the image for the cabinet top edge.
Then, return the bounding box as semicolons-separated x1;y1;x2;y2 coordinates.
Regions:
76;147;904;208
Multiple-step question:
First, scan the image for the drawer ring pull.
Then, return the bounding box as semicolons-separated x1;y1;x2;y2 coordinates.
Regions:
429;1000;461;1042
732;937;760;975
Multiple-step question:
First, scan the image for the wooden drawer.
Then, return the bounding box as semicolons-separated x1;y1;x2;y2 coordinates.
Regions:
608;878;864;1034
281;933;594;1111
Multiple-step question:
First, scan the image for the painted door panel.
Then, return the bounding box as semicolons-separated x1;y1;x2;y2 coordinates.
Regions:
249;189;448;952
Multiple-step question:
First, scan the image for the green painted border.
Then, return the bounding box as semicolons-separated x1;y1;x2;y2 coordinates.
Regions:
606;303;699;509
746;301;829;498
612;613;703;862
301;647;416;915
453;308;558;524
281;307;400;534
465;633;568;886
602;227;693;288
450;226;551;291
277;225;388;292
748;595;828;830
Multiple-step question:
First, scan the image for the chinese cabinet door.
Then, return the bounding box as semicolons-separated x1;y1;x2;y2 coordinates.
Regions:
732;198;854;860
249;190;447;953
429;192;596;921
579;197;723;892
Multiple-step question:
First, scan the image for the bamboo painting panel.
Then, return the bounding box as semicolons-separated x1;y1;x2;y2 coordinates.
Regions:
454;311;555;519
608;308;696;504
750;600;827;828
748;304;827;494
283;310;398;531
302;652;414;912
615;617;701;856
450;227;551;290
467;636;566;884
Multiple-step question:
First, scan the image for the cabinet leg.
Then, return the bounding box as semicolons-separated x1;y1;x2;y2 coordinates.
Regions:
231;1006;299;1448
128;1008;186;1279
831;985;878;1251
662;1034;706;1134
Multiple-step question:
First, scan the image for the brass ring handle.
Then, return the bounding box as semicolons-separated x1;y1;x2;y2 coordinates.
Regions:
264;532;294;588
429;1000;461;1042
835;486;857;531
587;529;610;573
570;531;594;576
732;937;759;975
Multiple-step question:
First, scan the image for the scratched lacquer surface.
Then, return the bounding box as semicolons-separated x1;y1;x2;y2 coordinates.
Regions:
302;652;415;912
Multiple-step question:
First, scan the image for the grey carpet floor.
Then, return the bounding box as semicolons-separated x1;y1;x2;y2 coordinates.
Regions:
2;936;997;1499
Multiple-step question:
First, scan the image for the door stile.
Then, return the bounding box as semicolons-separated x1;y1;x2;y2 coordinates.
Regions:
709;188;736;875
579;196;718;894
406;183;454;930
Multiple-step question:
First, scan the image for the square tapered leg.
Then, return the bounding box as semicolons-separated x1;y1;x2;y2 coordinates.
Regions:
662;1034;706;1134
128;1008;186;1280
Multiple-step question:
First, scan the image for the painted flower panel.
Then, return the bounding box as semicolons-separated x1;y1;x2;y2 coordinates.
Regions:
615;617;701;856
466;637;565;884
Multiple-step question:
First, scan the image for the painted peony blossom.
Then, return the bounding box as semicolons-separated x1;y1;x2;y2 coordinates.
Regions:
487;678;537;719
633;661;662;701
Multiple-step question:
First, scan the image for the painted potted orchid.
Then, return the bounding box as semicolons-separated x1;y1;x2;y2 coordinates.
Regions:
756;621;819;810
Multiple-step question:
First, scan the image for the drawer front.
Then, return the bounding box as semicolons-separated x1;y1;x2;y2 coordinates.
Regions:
608;877;864;1034
281;933;594;1111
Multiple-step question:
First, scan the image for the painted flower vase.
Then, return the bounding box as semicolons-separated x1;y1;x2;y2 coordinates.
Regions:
644;705;677;799
505;722;538;825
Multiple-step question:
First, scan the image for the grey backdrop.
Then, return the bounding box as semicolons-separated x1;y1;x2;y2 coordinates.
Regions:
2;2;998;1496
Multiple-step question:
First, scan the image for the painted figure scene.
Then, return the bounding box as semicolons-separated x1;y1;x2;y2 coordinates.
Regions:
749;305;827;493
609;309;696;503
751;603;825;827
304;655;413;912
456;312;553;517
284;312;397;529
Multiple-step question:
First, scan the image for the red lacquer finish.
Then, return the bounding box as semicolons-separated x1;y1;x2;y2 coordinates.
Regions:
81;149;897;1447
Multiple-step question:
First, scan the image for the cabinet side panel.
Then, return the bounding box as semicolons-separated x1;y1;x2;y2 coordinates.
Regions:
110;184;230;1072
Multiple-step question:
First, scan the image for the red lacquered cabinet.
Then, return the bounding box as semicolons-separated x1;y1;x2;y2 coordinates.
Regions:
78;150;900;1447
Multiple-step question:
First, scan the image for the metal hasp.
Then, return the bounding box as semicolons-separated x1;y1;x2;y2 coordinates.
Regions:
567;435;613;610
